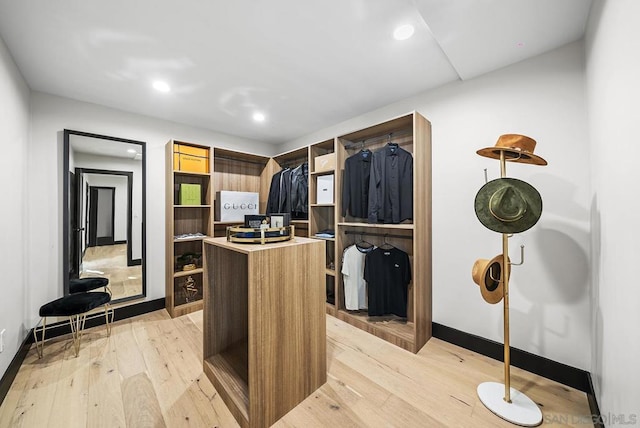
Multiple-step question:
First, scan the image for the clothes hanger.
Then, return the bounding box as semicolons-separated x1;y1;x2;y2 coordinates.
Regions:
356;141;371;157
355;234;374;252
386;134;399;155
379;233;395;250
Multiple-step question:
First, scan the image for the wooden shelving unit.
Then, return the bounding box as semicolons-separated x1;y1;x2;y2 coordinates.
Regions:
334;112;432;353
165;141;213;318
211;148;271;238
308;138;338;313
270;146;310;237
165;113;430;354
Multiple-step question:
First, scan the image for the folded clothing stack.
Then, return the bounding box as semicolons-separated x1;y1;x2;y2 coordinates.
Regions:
314;229;335;239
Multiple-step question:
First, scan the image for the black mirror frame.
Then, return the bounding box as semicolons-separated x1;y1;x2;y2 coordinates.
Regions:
63;129;146;303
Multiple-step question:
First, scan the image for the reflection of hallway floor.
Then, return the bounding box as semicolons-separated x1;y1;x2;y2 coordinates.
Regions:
80;244;142;301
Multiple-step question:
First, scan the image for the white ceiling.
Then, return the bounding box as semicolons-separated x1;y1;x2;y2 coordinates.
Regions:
0;0;592;144
70;134;143;160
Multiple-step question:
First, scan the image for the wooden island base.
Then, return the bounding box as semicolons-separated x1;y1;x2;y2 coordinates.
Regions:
203;236;327;428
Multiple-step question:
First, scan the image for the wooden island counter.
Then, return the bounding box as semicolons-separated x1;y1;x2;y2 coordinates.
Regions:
202;236;327;428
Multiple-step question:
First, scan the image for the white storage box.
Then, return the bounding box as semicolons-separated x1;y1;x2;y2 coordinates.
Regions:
316;174;334;205
215;191;259;222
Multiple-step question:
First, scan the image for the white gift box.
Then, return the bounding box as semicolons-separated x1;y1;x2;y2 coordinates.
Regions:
316;174;334;205
215;191;259;222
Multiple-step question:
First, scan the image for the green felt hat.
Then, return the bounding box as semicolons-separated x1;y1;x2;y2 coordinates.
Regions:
474;178;542;234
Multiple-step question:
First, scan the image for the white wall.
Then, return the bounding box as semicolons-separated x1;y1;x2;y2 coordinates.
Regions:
585;0;640;419
279;42;591;370
27;92;277;327
0;36;30;377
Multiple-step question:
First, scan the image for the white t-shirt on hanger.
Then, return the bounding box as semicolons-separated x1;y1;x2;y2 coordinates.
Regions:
341;244;371;310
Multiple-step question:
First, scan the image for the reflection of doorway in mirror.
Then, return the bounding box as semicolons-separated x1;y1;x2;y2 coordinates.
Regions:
77;171;142;302
80;243;142;301
75;169;142;302
88;186;115;247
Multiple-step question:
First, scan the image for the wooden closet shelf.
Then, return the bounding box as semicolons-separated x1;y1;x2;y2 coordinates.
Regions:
173;268;204;278
337;310;416;351
310;170;335;176
173;236;207;243
337;222;414;230
173;170;210;176
173;299;203;313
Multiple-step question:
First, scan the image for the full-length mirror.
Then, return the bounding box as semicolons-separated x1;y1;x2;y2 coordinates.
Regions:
63;130;146;303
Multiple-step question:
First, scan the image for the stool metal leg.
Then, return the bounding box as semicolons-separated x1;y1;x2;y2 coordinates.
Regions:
33;317;46;359
104;303;114;336
104;285;113;336
69;313;87;357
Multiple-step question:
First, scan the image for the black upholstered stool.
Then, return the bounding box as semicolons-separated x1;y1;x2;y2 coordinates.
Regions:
33;290;113;358
69;277;110;293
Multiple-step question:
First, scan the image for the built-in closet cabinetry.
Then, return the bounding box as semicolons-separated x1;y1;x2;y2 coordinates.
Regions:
166;143;309;317
270;147;310;237
308;139;338;313
165;141;212;318
335;112;432;353
211;148;272;238
166;112;431;353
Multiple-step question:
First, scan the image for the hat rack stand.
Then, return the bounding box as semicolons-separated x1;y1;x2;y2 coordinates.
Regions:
476;150;543;427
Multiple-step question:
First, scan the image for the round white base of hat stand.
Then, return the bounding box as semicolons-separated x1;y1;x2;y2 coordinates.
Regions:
477;382;542;427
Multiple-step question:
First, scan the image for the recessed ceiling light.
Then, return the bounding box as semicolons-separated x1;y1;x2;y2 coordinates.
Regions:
153;80;171;92
393;24;415;41
253;112;266;122
127;148;137;154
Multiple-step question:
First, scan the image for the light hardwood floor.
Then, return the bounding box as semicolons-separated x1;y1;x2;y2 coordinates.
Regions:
81;244;142;301
0;310;591;427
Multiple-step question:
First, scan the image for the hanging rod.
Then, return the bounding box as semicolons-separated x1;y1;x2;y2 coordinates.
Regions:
343;129;413;150
344;230;412;240
280;158;308;169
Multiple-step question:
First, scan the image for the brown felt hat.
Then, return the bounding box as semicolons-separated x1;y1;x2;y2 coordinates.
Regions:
475;178;542;234
472;254;510;304
476;134;547;166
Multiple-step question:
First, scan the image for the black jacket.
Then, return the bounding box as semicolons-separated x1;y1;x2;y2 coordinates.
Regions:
342;150;372;218
290;162;308;216
266;169;287;214
367;144;413;224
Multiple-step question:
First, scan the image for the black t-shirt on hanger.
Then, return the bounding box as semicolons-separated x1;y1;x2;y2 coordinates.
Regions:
363;246;411;317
